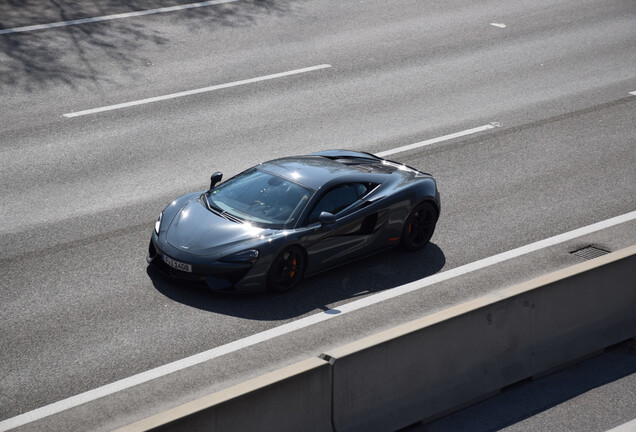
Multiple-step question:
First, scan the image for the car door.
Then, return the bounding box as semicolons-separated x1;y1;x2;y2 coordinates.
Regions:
303;183;384;274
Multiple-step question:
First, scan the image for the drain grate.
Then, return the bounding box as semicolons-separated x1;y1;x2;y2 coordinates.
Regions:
570;245;611;260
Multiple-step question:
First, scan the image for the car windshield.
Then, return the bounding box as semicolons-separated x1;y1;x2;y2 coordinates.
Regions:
206;168;314;228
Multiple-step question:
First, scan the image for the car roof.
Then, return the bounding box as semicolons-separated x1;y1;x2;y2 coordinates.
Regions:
257;155;393;191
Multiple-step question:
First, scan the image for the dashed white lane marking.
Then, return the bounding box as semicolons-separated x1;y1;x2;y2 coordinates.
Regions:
62;64;332;117
2;210;634;431
0;0;240;35
629;91;636;96
490;23;507;28
376;123;498;157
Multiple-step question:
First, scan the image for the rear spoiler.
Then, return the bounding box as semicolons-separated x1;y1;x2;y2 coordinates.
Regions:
311;149;431;177
309;149;381;161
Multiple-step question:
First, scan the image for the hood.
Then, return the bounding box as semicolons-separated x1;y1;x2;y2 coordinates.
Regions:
165;197;265;256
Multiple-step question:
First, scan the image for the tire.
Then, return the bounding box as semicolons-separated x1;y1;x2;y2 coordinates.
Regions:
267;246;306;292
400;201;438;251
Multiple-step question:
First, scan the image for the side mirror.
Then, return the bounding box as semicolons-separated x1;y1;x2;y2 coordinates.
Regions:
209;172;223;190
318;211;336;225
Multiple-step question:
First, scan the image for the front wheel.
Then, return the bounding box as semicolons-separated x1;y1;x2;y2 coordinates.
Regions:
400;202;438;251
267;246;306;292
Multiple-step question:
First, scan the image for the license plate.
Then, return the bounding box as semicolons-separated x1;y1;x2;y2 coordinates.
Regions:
163;255;192;272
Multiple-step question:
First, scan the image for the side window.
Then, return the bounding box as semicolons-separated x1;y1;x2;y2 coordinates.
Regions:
308;183;370;224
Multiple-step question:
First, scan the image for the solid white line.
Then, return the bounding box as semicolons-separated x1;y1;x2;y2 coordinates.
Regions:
2;210;634;431
606;418;636;432
376;123;498;157
336;211;636;311
62;64;332;117
0;0;240;35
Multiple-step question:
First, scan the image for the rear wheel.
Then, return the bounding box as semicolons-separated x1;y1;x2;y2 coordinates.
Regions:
267;246;306;292
400;202;438;251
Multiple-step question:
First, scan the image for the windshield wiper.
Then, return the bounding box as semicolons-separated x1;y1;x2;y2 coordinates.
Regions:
220;211;243;224
201;194;243;224
201;194;222;214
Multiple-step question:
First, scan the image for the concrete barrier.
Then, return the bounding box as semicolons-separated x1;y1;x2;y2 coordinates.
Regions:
113;357;332;432
321;245;636;432
115;246;635;432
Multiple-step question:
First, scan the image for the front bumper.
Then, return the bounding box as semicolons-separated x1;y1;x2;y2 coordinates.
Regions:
147;237;252;292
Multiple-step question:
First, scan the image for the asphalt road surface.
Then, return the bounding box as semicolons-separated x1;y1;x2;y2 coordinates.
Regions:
1;0;635;431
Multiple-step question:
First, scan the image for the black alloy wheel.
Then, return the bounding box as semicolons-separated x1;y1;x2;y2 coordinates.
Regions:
268;246;306;292
400;201;438;251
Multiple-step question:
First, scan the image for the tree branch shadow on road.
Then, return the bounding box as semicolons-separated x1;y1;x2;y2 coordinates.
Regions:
0;0;293;93
147;242;447;320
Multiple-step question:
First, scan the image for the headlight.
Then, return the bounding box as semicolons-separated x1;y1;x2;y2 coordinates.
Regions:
222;249;260;263
154;212;163;234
